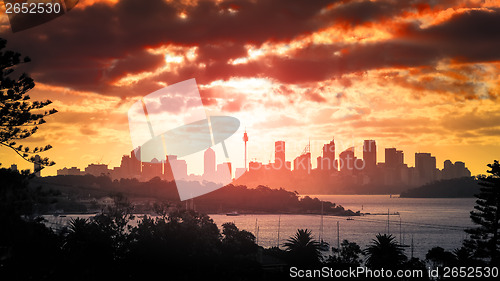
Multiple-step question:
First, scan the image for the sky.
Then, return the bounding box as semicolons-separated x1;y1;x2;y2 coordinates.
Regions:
1;0;500;177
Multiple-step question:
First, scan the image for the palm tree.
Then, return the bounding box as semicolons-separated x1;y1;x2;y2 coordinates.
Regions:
283;229;322;266
364;233;407;269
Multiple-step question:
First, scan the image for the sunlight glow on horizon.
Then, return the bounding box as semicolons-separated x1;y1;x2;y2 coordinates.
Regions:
1;0;499;181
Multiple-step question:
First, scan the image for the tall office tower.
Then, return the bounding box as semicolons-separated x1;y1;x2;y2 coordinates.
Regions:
243;130;249;171
339;147;355;173
275;140;286;169
204;147;216;178
34;154;41;177
415;152;436;184
443;160;471;179
385;148;404;168
322;138;335;170
165;155;187;180
293;142;311;172
396;150;404;166
293;152;311;172
130;147;142;175
385;148;397;168
363;140;376;171
216;162;232;183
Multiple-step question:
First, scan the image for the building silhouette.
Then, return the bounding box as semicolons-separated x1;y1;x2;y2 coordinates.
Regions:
165;155;187;180
384;148;404;168
339;147;356;173
274;141;286;170
318;138;336;171
415;152;437;185
142;158;162;179
84;163;110;177
293;143;311;173
203;148;216;179
381;147;406;185
57;167;83;176
363;140;376;171
442;160;471;179
53;133;474;194
216;162;232;183
235;167;246;179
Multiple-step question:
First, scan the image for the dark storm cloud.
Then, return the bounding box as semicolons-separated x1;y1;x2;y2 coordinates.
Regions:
145;6;500;87
1;0;498;95
251;8;500;84
0;0;336;94
327;0;402;26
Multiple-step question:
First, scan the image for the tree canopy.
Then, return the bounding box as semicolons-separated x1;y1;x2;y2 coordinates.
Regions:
0;38;56;171
464;160;500;266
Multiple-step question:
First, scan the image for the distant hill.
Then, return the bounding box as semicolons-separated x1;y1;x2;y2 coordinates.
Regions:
30;175;359;215
400;177;479;198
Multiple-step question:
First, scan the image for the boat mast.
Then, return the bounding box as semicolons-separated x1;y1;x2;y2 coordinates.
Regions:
319;202;324;241
337;221;340;257
411;234;414;259
277;215;281;248
399;214;402;244
387;209;390;234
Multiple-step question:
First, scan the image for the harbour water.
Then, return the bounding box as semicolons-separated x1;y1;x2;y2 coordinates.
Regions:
210;195;476;259
45;195;477;260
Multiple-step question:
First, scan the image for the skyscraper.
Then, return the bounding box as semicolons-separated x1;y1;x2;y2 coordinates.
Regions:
385;148;404;168
396;150;404;166
293;152;311;172
142;157;162;180
385;148;396;168
204;148;216;178
275;141;286;170
166;155;187;180
216;162;232;183
130;147;142;175
339;147;355;173
321;138;335;171
442;160;471;179
415;152;436;184
363;140;376;171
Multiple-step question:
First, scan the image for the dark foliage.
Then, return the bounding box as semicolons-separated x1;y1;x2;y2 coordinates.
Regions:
327;239;363;267
283;228;323;267
32;175;360;215
464;160;500;266
0;38;56;171
0;168;59;218
364;233;407;270
400;177;479;198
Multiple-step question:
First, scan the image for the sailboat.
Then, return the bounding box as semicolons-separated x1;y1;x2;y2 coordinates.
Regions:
318;202;330;251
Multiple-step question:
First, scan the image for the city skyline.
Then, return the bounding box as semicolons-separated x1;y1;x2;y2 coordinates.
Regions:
1;0;499;178
52;134;471;187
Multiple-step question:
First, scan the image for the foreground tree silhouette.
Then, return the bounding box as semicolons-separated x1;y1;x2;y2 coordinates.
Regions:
0;38;56;171
283;228;322;266
426;246;456;268
364;233;407;269
464;160;500;266
327;239;363;267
